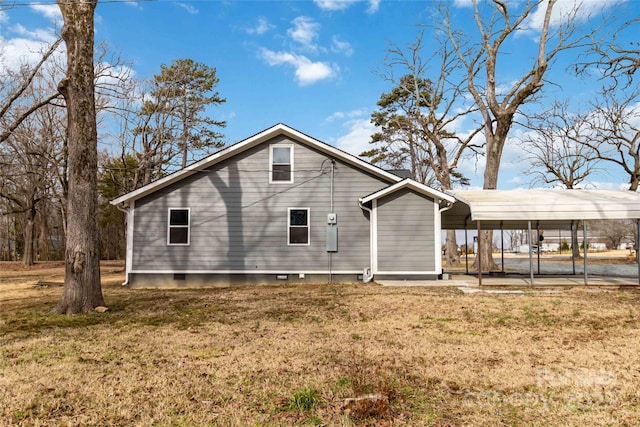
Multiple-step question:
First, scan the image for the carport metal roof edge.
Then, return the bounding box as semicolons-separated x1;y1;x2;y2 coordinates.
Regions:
443;189;640;230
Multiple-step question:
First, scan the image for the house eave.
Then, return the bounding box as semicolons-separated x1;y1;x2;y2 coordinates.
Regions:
359;179;456;205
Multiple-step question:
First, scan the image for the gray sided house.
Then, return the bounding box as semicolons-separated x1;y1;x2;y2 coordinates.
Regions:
111;124;454;287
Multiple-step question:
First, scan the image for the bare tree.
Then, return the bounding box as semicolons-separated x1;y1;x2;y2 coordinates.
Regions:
520;101;599;259
0;109;59;266
584;87;640;191
365;31;482;266
591;219;634;250
55;0;104;314
521;102;598;189
443;0;599;270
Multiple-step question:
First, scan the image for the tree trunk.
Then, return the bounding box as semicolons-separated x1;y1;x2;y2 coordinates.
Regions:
444;229;460;266
475;128;508;272
22;206;35;267
571;226;581;260
38;210;51;261
54;0;104;314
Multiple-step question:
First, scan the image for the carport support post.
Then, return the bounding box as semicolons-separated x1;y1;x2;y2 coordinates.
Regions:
501;228;505;273
477;220;482;287
637;219;639;285
537;225;541;275
465;227;469;275
571;221;576;275
528;220;534;285
583;221;588;286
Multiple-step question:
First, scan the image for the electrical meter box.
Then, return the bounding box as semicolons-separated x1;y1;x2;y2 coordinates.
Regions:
326;213;338;252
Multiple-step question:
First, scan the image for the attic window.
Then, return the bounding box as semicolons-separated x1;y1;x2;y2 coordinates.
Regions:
168;208;190;245
270;144;293;183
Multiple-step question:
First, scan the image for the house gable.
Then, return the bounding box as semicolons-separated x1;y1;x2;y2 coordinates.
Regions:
112;123;403;207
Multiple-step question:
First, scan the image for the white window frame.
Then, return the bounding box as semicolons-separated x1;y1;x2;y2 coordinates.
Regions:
287;207;310;246
167;208;191;246
269;143;294;183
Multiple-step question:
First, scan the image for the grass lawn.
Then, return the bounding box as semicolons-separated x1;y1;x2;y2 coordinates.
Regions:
2;262;640;426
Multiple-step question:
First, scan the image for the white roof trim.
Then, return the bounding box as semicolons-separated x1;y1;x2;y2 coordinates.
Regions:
359;179;455;204
111;123;403;206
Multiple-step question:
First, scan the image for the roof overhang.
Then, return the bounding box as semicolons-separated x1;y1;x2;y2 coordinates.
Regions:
111;123;403;206
443;189;640;230
359;179;456;205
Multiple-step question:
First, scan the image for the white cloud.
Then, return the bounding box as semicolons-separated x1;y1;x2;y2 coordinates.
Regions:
177;3;199;14
326;108;367;122
452;0;473;7
0;11;8;25
10;23;58;43
325;111;346;122
366;0;380;14
246;17;275;35
331;36;353;56
526;0;620;32
287;16;320;50
334;118;377;157
259;48;337;85
508;175;524;185
314;0;380;13
0;37;62;72
585;181;631;190
314;0;358;11
29;4;63;22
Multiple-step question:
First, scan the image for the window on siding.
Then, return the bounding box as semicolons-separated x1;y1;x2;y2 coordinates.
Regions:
288;208;309;245
271;145;293;183
168;208;190;245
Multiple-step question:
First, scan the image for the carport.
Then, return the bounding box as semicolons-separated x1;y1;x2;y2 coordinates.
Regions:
442;189;640;286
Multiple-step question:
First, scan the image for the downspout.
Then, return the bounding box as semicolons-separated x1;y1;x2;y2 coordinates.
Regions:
438;201;454;280
116;203;130;286
464;213;471;275
329;159;335;284
358;199;374;283
439;200;454;214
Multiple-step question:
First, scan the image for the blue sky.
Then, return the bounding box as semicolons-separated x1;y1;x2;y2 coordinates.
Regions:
1;0;638;190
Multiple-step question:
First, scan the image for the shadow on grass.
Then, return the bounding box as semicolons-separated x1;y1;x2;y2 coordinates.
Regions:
1;282;353;341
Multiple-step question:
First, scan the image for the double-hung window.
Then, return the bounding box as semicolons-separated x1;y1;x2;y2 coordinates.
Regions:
270;144;293;183
288;208;309;245
168;208;190;245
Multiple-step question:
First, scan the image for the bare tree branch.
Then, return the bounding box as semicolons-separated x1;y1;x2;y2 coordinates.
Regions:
0;38;63;144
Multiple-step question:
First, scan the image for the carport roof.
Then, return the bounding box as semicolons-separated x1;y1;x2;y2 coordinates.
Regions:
442;189;640;230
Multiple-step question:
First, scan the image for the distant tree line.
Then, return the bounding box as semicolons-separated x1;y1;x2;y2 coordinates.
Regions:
0;39;225;265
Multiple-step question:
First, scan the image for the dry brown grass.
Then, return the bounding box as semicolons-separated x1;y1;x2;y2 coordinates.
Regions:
2;263;640;426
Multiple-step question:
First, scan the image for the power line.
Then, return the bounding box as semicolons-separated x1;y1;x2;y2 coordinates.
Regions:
4;0;235;6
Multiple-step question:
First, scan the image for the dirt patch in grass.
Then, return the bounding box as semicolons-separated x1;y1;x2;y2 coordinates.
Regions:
2;265;640;426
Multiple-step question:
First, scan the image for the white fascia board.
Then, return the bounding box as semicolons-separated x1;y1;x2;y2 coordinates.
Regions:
360;179;455;205
111;123;402;206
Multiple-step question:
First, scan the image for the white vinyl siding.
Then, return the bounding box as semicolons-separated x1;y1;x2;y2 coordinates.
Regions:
132;136;390;272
